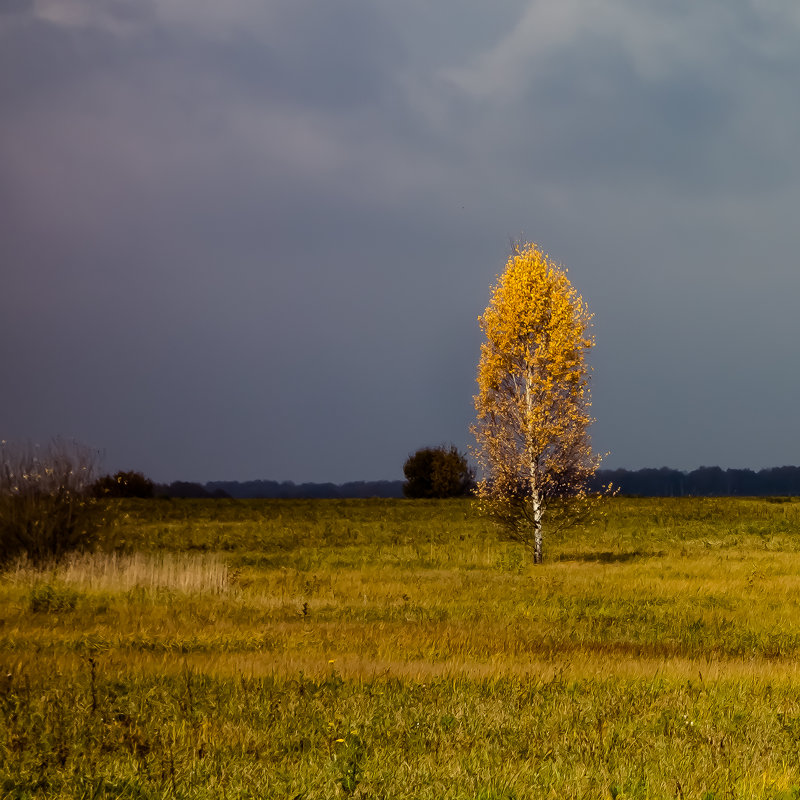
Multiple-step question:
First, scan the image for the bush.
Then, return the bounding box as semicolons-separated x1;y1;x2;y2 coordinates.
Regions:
28;582;79;613
0;439;105;566
403;445;475;499
92;470;155;498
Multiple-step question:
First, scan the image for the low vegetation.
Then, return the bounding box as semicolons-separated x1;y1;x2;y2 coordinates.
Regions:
0;439;104;567
4;497;800;797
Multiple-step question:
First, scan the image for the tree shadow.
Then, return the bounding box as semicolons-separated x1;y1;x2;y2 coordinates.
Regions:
556;550;665;563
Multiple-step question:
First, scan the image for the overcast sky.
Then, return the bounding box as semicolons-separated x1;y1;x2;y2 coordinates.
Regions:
3;0;800;483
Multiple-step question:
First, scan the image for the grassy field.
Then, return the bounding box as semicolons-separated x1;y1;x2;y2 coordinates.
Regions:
4;497;800;798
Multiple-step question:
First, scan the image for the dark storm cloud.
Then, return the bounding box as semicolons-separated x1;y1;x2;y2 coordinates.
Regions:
3;0;800;481
439;2;800;197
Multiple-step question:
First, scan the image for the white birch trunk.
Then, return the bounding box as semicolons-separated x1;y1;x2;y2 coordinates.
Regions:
532;489;543;564
525;370;544;564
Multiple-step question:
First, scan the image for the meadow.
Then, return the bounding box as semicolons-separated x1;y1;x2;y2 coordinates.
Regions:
4;497;800;798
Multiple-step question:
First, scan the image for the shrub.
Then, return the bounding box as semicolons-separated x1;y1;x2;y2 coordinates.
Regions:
28;582;79;613
403;445;475;499
0;439;105;566
92;470;155;498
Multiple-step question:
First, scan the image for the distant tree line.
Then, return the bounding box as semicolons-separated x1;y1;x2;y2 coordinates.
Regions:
591;466;800;497
156;481;232;499
94;467;800;500
199;480;404;499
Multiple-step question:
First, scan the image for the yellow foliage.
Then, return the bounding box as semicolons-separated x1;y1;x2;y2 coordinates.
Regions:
473;243;605;562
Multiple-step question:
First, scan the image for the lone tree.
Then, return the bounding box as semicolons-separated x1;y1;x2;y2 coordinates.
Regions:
472;243;602;563
403;445;475;498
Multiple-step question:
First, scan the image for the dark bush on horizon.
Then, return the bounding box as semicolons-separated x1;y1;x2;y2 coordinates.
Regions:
403;445;475;499
92;470;155;498
0;439;105;566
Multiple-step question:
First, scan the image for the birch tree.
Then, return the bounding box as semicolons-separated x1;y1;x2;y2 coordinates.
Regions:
473;243;602;564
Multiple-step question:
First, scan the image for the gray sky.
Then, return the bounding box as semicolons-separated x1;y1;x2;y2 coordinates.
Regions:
3;0;800;483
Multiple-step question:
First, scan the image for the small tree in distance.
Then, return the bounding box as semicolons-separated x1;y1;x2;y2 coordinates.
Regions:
92;470;155;498
473;243;607;564
403;445;475;499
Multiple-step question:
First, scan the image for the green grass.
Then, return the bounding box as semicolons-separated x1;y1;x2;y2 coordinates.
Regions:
4;497;800;797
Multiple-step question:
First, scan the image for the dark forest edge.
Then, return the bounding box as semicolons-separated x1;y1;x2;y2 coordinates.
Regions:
157;466;800;499
160;480;407;499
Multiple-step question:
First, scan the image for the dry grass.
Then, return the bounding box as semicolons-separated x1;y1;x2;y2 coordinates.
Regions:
7;550;229;594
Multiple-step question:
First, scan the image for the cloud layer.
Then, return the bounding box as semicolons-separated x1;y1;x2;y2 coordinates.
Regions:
3;0;800;481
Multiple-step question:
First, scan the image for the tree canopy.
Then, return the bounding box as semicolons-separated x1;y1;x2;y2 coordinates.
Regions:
403;445;475;499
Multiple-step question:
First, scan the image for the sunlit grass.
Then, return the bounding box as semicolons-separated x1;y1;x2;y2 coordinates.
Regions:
4;496;800;797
